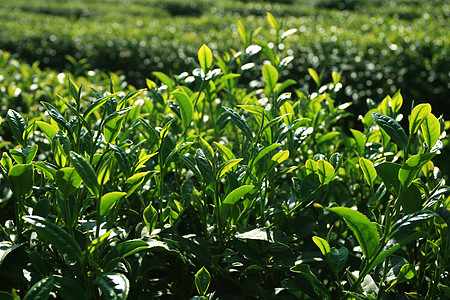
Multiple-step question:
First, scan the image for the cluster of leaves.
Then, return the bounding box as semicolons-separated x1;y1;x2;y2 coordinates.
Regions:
0;14;449;299
0;0;448;117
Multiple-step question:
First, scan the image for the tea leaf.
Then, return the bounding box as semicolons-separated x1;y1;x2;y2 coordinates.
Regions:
110;144;131;178
398;153;436;188
359;157;377;187
36;121;58;141
172;91;193;129
214;142;235;161
391;210;438;236
312;236;330;256
420;113;440;148
217;158;243;179
153;71;174;91
70;152;99;196
22;215;83;262
252;143;281;167
55;167;82;196
41;102;72;136
329;247;348;273
103;240;150;272
223;185;254;205
223;106;253;141
100;192;126;217
290;264;330;298
391;90;403;114
329;207;380;259
409;103;431;134
23;276;54;300
143;204;158;234
374;161;401;194
271;150;289;166
53;276;87;300
317;160;334;185
83;92;118;119
308;68;321;87
198;44;213;72
10;145;38;164
262;63;278;92
7;109;26;147
267;12;279;31
372;112;408;149
8;164;33;197
94;273;129;300
195;267;211;296
350;129;365;155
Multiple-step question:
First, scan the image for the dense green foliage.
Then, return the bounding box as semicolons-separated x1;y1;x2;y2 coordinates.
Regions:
0;0;448;117
0;14;449;299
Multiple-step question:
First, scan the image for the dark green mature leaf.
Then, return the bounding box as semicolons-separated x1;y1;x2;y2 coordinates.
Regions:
0;242;23;265
391;210;439;236
139;118;160;143
6;109;26;146
374;161;401;194
103;240;149;272
369;231;429;271
55;167;82;196
398;182;422;214
195;267;211;296
94;273;129;300
41;101;72;135
70;152;99;196
22;216;83;262
84;93;118;119
110;144;131;178
195;149;214;185
223;106;253;141
53;276;87;300
398;153;436;188
290;264;330;298
23;276;54;300
165;142;193;165
329;207;380;259
372;112;408;149
8;164;33;197
329;247;348;273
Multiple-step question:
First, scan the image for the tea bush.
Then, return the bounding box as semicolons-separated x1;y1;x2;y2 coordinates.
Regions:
0;15;449;299
0;0;448;119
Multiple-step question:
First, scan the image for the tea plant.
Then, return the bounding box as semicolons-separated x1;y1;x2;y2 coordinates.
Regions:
0;14;449;299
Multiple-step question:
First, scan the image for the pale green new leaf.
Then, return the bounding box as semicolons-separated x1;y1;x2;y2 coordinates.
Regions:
329;207;380;259
223;185;254;205
262;64;278;92
359;157;377;187
100;192;126;217
312;236;330;256
172;91;193;129
198;44;213;72
409;103;431;134
420;113;440;148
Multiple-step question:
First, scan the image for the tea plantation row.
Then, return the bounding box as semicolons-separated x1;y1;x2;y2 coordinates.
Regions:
0;0;448;118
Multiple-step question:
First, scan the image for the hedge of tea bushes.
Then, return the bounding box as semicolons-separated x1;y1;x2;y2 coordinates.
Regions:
0;0;448;116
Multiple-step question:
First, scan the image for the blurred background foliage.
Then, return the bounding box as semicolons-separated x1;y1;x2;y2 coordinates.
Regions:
0;0;448;118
